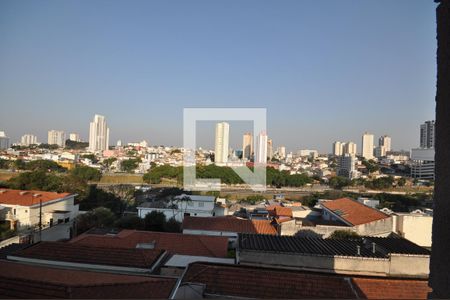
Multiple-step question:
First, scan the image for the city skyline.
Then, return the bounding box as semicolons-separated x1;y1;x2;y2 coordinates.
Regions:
0;1;436;152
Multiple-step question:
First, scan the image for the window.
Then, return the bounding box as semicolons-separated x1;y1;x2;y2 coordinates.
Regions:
64;217;70;223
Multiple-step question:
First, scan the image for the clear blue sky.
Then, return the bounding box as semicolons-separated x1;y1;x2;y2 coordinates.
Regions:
0;0;437;153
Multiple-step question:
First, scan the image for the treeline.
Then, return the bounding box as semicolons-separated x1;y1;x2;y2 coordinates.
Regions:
143;165;313;187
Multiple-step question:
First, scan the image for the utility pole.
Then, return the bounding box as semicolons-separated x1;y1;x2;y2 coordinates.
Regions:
39;198;42;242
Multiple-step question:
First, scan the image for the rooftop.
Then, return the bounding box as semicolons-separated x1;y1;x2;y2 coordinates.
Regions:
69;229;229;257
0;260;176;299
182;216;278;235
179;262;430;299
321;198;389;226
0;189;72;206
9;241;165;269
238;234;430;258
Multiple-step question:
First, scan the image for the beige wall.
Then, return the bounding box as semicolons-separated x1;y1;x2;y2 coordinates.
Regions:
394;214;432;247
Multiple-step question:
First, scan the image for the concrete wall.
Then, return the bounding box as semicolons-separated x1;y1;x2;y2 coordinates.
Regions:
279;219;353;238
355;217;393;236
238;250;429;278
394;214;432;247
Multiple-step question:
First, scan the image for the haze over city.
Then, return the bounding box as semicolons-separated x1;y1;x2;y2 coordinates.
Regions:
0;0;436;152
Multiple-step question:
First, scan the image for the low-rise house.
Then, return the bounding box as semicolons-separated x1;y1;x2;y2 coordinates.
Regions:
0;189;78;230
0;260;176;299
391;210;432;248
237;233;430;278
172;262;430;299
137;194;222;222
182;216;277;247
69;229;232;276
7;241;167;274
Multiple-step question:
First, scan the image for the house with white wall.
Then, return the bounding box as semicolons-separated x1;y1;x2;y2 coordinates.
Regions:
0;189;78;230
137;194;222;222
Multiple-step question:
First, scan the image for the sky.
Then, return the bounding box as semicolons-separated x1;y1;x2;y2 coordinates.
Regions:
0;0;437;153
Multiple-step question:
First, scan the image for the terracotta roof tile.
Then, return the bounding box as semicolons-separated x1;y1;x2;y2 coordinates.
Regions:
179;262;431;299
10;241;165;269
70;229;228;258
182;216;277;235
321;198;389;226
0;260;176;299
0;189;72;206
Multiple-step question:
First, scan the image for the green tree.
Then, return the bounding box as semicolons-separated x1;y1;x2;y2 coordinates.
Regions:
75;207;117;234
121;158;141;173
115;215;144;230
70;165;101;182
65;140;89;150
7;170;63;191
164;217;181;232
144;211;166;232
397;177;407;187
329;176;351;189
26;160;67;172
0;159;10;169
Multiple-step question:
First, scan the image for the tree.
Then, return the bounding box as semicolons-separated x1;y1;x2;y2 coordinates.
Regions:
104;184;136;213
0;159;10;169
328;230;360;239
121;158;141;173
144;211;166;231
115;215;144;230
65;139;89;150
70;165;101;182
329;176;351;189
102;157;117;170
7;170;63;191
397;177;407;187
75;207;117;234
26;160;67;172
80;186;126;216
164;217;181;232
362;159;379;174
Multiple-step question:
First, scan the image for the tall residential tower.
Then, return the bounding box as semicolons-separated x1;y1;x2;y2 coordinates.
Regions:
89;114;110;152
214;122;229;164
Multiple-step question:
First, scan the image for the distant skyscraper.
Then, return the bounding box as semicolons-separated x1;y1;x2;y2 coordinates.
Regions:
343;142;357;156
362;132;374;160
255;131;268;164
69;133;81;142
242;132;253;161
214;122;229;164
20;134;38;146
277;146;286;160
117;140;122;147
420;121;435;149
332;141;344;156
267;138;273;161
89;114;110;152
48;130;66;147
0;131;10;150
379;135;392;152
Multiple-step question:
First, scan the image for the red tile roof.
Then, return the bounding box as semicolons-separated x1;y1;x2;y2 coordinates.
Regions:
10;241;165;269
321;198;389;226
182;216;277;235
270;206;293;217
70;229;228;258
0;189;72;206
353;277;431;299
0;260;176;299
179;262;431;299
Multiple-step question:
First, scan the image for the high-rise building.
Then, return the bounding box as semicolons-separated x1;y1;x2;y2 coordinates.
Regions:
20;134;38;146
214;122;229;164
361;132;374;160
69;133;81;142
379;135;392;152
48;130;66;147
0;131;10;150
420;121;435;149
374;146;387;158
277;146;286;160
89;114;110;152
343;142;357;156
337;154;358;179
267;138;273;161
332;141;344;156
242;132;253;161
255;131;268;164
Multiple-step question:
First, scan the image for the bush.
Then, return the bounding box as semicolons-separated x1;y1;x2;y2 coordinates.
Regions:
75;207;117;234
328;230;360;239
144;211;166;232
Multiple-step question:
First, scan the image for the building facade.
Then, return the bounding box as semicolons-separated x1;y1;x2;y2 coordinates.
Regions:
0;131;10;150
89;114;110;152
337;154;357;179
69;133;81;142
255;132;268;164
242;132;253;161
361;132;374;160
214;122;229;164
48;130;66;147
20;134;38;146
420;120;435;149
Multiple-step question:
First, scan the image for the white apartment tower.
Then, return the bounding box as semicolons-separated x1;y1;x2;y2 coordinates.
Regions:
379;135;392;152
89;114;110;152
344;142;357;156
242;132;253;161
0;131;10;150
332;141;344;156
420;121;435;149
48;130;66;147
69;133;81;142
214;122;229;164
20;134;38;146
361;132;374;160
277;146;286;160
337;154;357;179
255;132;268;164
